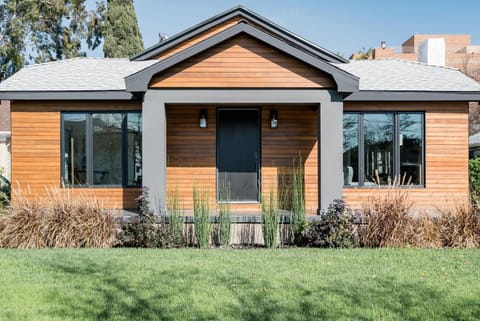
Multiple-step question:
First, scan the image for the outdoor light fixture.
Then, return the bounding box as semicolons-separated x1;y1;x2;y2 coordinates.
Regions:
270;110;278;129
381;40;386;49
199;109;207;128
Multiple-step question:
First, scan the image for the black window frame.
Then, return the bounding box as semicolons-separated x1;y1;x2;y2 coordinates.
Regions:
343;111;425;188
61;111;142;188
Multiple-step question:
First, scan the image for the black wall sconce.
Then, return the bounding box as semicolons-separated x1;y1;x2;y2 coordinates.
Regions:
270;109;278;129
199;109;207;128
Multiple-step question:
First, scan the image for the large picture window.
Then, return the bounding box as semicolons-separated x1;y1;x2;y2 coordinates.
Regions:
62;112;142;187
343;112;424;187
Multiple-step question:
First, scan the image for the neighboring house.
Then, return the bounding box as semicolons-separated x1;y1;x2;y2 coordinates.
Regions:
0;6;479;213
0;100;11;180
373;34;480;80
469;132;480;158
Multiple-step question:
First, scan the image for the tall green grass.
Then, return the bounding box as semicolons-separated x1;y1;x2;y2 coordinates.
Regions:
262;190;279;248
217;184;231;246
193;186;211;248
167;187;184;246
291;157;306;244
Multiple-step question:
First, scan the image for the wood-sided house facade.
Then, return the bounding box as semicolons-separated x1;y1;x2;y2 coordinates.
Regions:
1;6;479;214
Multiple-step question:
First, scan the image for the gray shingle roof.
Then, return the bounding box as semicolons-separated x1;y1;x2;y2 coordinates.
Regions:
0;57;479;94
334;59;480;92
0;58;156;92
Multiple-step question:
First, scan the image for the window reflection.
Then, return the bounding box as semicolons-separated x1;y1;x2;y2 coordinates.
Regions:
62;111;142;187
364;113;394;185
127;113;142;186
343;114;359;186
343;112;424;187
63;114;86;185
92;113;123;185
400;113;423;185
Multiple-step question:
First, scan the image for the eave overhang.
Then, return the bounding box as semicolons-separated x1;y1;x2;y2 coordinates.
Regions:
345;91;480;101
0;90;139;101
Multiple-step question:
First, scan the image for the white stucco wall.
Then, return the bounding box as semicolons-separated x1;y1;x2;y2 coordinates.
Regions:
0;134;11;180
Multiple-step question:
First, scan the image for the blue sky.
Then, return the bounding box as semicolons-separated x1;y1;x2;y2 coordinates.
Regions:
90;0;480;58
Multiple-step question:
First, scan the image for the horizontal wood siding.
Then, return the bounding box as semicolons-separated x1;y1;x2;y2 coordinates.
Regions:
153;17;243;60
342;101;469;211
11;101;142;209
166;105;217;210
166;105;318;214
262;106;318;214
150;35;335;88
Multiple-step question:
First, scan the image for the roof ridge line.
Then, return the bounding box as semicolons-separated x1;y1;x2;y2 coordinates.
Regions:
363;58;460;71
24;57;133;69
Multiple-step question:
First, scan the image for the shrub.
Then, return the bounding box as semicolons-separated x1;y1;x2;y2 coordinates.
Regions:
359;190;414;247
193;186;211;248
439;201;480;248
119;187;174;248
0;188;115;248
301;199;357;248
120;221;174;248
262;190;279;248
469;157;480;201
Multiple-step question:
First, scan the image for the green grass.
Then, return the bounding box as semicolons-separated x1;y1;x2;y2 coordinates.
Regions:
0;249;479;321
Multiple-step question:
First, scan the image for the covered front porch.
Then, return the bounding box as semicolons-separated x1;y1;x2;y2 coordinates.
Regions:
142;89;344;215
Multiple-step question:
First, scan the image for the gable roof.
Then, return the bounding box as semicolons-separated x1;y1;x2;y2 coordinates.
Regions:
0;58;156;100
0;57;479;101
126;21;359;93
336;59;480;101
131;5;348;63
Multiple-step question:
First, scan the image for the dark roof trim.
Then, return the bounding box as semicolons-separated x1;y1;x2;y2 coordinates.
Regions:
0;90;137;100
126;22;359;93
131;5;348;63
345;90;480;101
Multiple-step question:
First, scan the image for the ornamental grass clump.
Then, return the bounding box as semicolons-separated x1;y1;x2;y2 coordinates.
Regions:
167;187;184;246
0;187;115;248
439;201;480;248
262;190;279;248
193;186;211;248
216;185;231;246
290;157;307;245
359;190;414;247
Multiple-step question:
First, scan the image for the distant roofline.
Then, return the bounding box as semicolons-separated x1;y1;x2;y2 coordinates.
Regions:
131;5;348;63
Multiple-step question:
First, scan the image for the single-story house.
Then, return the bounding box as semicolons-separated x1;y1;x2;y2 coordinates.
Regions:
0;6;479;215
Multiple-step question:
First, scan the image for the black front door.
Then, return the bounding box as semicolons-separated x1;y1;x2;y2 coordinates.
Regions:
217;109;260;202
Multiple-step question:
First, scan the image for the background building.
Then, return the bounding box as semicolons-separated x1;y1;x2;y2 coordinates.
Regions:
0;100;11;180
373;34;480;81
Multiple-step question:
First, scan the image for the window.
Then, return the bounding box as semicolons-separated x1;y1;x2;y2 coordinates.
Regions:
343;112;424;187
62;112;142;186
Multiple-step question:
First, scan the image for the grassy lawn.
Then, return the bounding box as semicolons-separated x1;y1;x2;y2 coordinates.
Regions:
0;249;479;321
